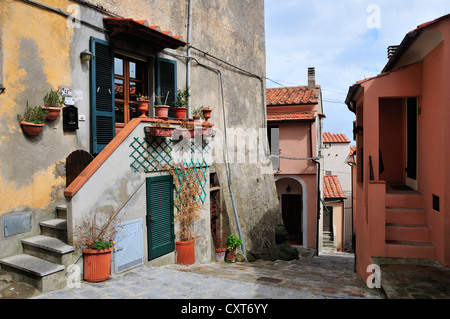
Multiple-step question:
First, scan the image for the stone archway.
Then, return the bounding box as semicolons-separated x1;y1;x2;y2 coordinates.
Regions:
275;176;308;247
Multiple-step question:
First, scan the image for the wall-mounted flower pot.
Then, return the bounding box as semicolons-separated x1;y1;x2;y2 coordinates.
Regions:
155;105;170;120
176;239;195;265
82;247;113;282
41;106;61;121
144;126;175;138
20;121;44;136
173;107;187;120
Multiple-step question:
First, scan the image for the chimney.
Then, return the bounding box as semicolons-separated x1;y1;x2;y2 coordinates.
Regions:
387;45;399;59
308;67;316;90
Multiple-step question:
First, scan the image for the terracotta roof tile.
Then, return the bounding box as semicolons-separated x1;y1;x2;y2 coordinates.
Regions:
267;112;317;122
324;175;346;200
350;146;356;156
323;132;350;143
266;86;320;106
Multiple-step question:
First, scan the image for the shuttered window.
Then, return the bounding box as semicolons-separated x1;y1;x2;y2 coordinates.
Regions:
90;37;115;155
146;175;175;260
156;57;177;118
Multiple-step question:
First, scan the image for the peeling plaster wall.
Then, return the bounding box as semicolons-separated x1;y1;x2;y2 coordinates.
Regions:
0;0;279;260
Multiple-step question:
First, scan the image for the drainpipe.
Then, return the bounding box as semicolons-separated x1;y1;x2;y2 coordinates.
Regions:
186;0;193;117
310;122;321;257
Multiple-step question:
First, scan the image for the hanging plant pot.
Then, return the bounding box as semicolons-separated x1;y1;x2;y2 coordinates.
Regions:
144;126;174;138
176;239;195;265
82;247;113;282
214;248;227;262
41;106;61;121
20;121;44;136
137;100;150;118
155;105;170;120
173;107;187;120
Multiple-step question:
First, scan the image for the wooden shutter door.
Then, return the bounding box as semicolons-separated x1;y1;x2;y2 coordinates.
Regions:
146;175;175;260
157;58;177;118
90;37;115;155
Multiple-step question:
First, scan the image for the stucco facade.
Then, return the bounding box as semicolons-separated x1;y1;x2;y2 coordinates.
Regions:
0;0;279;282
346;14;450;280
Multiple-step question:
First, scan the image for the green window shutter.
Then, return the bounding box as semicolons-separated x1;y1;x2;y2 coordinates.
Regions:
156;57;177;119
146;175;175;260
90;37;115;155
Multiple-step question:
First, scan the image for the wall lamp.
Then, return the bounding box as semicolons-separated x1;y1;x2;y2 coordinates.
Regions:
0;84;5;95
80;49;93;61
286;185;291;193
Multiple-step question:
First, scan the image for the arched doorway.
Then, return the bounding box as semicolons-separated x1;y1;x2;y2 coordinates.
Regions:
275;176;308;247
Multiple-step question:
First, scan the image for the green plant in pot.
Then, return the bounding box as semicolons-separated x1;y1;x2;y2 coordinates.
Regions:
225;234;243;263
42;88;64;120
17;100;48;136
173;87;190;120
154;94;170;119
73;210;123;282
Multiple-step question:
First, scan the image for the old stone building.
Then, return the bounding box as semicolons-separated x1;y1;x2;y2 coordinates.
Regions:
0;0;279;292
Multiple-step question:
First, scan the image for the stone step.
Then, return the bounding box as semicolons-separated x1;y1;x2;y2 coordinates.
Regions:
386;208;427;226
0;254;66;293
386;193;424;209
386;240;436;260
386;224;431;243
40;218;68;242
22;235;74;266
56;205;67;219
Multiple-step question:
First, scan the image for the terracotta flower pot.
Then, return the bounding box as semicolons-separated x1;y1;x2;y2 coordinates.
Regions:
176;239;195;265
82;247;113;282
137;100;149;118
225;248;236;263
214;248;227;262
173;107;187;120
155;105;170;119
41;106;61;121
202;108;212;122
20;121;44;136
145;126;175;138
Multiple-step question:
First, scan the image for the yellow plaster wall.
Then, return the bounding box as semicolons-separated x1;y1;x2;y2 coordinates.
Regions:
0;0;74;215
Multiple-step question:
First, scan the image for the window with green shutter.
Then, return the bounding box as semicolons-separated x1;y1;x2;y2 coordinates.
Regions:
90;37;115;155
156;57;177;119
146;175;175;260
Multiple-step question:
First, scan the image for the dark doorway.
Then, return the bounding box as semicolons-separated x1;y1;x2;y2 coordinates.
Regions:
406;97;418;183
66;150;94;187
281;194;302;245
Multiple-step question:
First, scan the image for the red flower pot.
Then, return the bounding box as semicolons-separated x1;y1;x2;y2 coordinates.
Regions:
145;126;175;137
41;106;61;121
202;109;212;122
173;107;187;120
215;248;227;262
155;105;170;119
225;249;237;263
176;239;195;265
20;121;44;136
82;247;113;282
137;100;150;118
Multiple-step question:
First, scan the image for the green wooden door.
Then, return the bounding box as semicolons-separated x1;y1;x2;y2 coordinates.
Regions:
146;175;175;260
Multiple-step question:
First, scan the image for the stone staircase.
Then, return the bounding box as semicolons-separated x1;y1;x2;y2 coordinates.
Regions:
385;190;436;260
322;231;336;251
0;206;75;293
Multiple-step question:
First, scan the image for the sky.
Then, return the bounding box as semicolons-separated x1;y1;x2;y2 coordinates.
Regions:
264;0;450;144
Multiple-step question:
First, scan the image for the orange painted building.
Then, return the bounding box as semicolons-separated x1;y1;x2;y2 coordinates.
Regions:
346;14;450;280
266;68;325;251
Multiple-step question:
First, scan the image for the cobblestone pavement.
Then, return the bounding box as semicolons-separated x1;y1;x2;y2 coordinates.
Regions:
31;249;382;300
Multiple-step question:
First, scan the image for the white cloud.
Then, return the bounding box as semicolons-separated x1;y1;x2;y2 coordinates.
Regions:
265;0;450;140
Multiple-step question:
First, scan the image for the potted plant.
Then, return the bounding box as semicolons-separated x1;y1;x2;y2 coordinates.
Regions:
73;210;122;282
167;163;203;265
42;88;64;120
192;107;203;121
144;120;174;138
136;94;150;118
201;105;212;123
225;234;243;263
154;94;170;119
17;100;48;136
173;88;190;120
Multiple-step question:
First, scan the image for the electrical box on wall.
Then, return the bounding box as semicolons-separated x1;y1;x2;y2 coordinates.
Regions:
63;105;79;131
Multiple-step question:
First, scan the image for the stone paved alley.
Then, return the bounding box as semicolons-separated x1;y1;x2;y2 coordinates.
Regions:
27;249;382;300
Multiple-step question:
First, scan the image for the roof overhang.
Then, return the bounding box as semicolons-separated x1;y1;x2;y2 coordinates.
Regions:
103;18;187;51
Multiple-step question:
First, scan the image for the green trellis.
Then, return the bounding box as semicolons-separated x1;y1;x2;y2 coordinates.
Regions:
129;133;211;204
